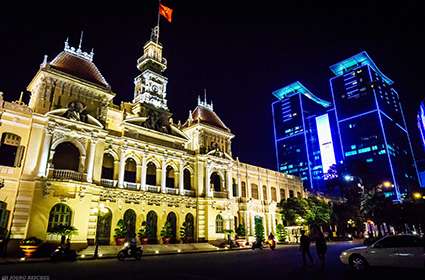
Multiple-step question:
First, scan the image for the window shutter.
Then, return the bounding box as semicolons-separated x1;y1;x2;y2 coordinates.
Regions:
14;145;25;167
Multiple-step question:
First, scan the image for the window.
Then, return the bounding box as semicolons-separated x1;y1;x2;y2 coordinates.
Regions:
101;154;114;179
271;187;277;202
216;215;223;233
251;184;259;199
232;178;237;197
297;192;301;198
241;182;247;198
47;204;72;232
289;190;294;198
280;188;286;200
262;186;267;201
0;133;24;167
183;169;191;190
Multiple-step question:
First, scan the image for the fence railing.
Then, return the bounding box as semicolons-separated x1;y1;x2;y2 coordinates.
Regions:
51;169;84;181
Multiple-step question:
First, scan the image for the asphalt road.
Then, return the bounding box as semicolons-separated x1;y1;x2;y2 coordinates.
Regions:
0;241;421;280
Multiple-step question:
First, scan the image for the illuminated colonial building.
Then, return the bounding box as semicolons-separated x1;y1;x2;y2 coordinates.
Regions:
0;29;303;247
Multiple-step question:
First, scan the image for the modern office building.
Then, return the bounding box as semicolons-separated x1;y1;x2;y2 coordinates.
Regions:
272;82;342;193
272;51;419;201
417;101;425;187
330;51;418;200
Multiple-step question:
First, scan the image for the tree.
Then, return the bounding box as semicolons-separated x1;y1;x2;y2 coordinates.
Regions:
235;224;246;238
276;224;287;242
47;225;78;245
254;217;265;242
305;196;332;226
114;219;128;239
280;197;309;226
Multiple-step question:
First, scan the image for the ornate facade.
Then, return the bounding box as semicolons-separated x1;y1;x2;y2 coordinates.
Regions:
0;30;304;246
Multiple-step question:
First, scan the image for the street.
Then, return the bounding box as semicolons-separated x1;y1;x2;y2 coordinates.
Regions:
0;241;420;280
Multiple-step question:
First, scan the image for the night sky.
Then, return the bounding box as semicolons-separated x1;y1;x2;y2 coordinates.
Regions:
0;1;424;170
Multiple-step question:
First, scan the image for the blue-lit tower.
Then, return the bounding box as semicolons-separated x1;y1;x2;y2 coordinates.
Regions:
272;82;342;192
329;51;419;200
417;101;425;187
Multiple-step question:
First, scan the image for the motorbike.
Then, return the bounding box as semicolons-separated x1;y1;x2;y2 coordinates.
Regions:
50;246;77;262
267;238;276;250
117;242;143;261
251;239;263;250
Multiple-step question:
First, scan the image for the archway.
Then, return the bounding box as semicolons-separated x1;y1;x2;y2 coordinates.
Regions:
166;212;177;243
124;158;137;183
184;213;195;242
210;172;222;192
183;169;191;190
47;203;72;232
166;166;175;188
52;142;80;171
146;162;157;186
96;208;112;245
124;209;136;239
146;211;158;244
101;154;114;180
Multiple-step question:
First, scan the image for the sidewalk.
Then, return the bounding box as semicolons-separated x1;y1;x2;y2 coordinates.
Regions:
0;242;252;264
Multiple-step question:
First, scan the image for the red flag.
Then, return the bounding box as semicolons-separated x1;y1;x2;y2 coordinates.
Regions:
159;3;173;23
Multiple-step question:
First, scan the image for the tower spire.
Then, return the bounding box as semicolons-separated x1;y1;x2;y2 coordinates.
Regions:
78;31;84;51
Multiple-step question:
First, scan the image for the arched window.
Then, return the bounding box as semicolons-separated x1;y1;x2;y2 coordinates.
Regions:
124;158;137;183
0;133;24;167
146;162;157;186
232;178;237;197
124;209;136;238
166;166;175;188
183;169;191;190
96;208;112;245
216;215;224;233
241;182;247;198
251;184;259;199
280;188;286;201
101;154;114;180
166;212;177;242
289;190;294;198
271;187;277;202
52;142;80;171
262;185;267;201
210;172;222;192
47;203;72;232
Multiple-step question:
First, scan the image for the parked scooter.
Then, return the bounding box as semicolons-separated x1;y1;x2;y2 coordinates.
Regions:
50;245;77;262
251;238;263;250
117;241;143;261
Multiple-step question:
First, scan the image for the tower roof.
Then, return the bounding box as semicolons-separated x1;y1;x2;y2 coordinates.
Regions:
329;51;394;85
47;38;110;89
183;95;230;132
272;81;331;108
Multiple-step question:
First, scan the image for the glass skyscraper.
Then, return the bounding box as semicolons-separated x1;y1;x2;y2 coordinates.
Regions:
272;82;342;193
272;52;419;201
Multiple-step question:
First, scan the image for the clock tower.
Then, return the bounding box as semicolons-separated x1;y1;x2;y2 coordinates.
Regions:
133;26;169;112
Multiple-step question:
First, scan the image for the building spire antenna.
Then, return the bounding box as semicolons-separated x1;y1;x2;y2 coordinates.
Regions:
156;0;162;45
78;31;84;51
204;88;207;103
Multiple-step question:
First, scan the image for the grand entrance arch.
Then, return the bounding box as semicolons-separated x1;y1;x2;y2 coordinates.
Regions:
184;213;195;242
166;212;177;243
124;209;136;239
96;208;112;245
146;211;158;244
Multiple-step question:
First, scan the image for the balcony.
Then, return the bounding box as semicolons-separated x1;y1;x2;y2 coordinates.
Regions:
51;169;85;182
124;182;138;190
182;189;195;197
165;187;179;195
100;178;116;188
146;185;160;193
213;191;228;199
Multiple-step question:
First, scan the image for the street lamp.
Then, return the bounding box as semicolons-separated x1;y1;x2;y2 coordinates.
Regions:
412;192;422;200
93;203;108;259
382;181;392;188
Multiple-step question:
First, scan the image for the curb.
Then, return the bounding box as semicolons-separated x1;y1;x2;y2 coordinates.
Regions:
0;246;254;265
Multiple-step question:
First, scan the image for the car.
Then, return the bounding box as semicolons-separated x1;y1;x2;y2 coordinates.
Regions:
339;234;424;271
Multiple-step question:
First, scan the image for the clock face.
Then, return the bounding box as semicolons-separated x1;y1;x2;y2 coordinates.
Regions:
151;85;159;93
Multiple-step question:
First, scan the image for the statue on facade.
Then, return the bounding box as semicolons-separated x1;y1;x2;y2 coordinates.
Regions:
143;108;171;134
65;101;88;122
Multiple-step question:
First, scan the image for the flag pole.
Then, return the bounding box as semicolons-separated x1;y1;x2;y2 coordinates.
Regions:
156;0;161;45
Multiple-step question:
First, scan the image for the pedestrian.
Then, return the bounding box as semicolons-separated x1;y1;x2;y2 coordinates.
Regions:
299;229;313;266
314;226;327;271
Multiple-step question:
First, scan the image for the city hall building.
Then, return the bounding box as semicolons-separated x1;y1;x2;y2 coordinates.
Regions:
0;29;303;247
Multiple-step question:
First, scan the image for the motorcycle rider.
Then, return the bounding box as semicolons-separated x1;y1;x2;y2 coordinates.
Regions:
268;233;276;249
129;237;137;255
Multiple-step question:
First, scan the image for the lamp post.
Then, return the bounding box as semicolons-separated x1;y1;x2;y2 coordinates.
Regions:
93;203;108;259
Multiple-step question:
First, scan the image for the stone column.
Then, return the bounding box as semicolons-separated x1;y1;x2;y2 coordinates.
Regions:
86;139;97;183
136;164;142;189
227;169;233;199
237;176;242;198
247;178;252;199
258;176;263;201
276;186;281;203
141;154;147;191
118;150;125;188
37;129;53;177
205;165;212;198
161;158;167;193
179;160;184;195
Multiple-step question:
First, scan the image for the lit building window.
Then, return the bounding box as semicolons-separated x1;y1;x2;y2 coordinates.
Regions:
47;203;72;232
216;215;223;233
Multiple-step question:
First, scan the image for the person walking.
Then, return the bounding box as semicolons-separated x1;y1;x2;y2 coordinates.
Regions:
299;229;313;266
314;226;327;271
